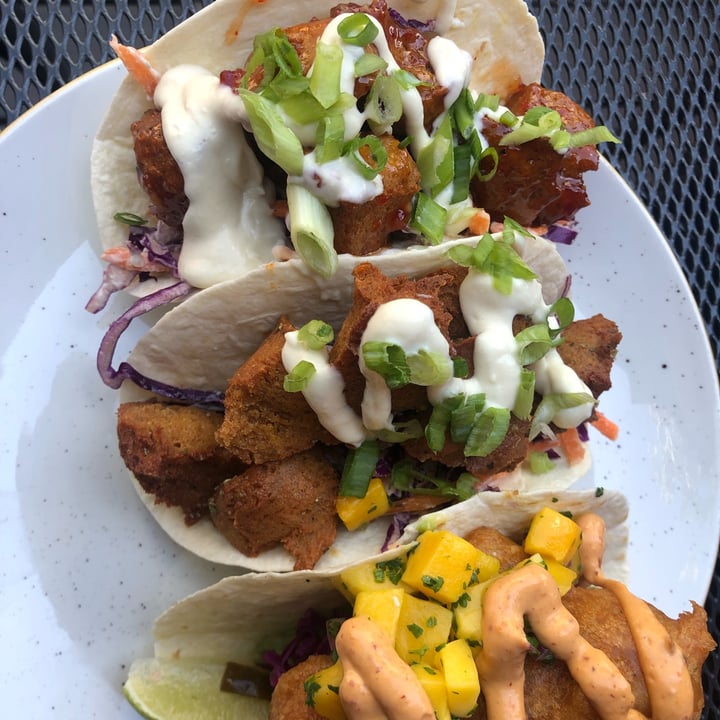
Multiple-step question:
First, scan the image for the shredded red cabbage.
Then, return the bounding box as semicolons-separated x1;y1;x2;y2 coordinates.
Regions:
544;222;578;245
388;6;434;31
85;264;138;314
128;221;182;273
382;512;414;551
261;608;339;688
95;281;225;409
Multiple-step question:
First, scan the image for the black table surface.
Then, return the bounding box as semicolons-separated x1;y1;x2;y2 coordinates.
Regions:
2;0;719;715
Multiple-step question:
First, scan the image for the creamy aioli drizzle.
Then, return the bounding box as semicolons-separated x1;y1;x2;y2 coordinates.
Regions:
281;330;366;445
335;616;436;720
154;65;283;288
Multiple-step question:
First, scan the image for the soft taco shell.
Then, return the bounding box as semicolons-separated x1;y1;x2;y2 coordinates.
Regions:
91;0;544;272
120;231;587;572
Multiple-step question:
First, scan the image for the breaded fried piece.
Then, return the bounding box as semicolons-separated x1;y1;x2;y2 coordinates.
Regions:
216;317;338;465
331;135;421;255
210;447;339;570
470;587;715;720
464;526;529;571
117;401;245;524
269;654;334;720
558;314;622;397
471;83;599;226
131;109;188;227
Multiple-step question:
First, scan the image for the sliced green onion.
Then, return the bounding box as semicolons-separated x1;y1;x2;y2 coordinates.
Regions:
410;192;447;245
452;356;469;378
337;13;379;46
450;89;477;141
339;440;380;498
417;114;453;195
424;395;463;452
450;394;486;444
238;89;304;176
499;109;518;127
513;368;536;420
393;68;427;90
376;419;424;442
364;74;403;127
361;341;410;389
283;360;316;392
298;319;334;349
243;29;303;91
310;42;343;109
502;216;534;241
475;146;499;182
523;106;559;126
451;142;473;204
344;136;388;180
315;115;346;164
407;350;453;386
281;91;354;125
552;125;621;152
515;324;553;365
398;136;412;149
528;451;555;474
464;407;511;457
355;53;387;77
389;458;474;501
546;297;575;339
286;183;338;278
265;74;309;102
475;93;500;112
530;392;595;439
114;211;148;226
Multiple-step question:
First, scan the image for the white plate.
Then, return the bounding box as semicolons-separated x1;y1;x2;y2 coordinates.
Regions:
1;62;718;717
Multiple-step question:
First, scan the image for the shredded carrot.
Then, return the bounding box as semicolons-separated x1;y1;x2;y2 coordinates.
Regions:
468;209;491;236
558;427;586;466
590;411;620;441
110;34;161;98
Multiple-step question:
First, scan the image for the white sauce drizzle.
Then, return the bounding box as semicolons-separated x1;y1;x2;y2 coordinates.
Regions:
154;65;283;288
281;330;366;445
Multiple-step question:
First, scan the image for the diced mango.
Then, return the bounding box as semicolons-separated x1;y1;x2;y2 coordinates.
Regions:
523;507;582;564
335;555;409;601
412;664;451;720
395;593;453;666
543;557;578;596
306;659;346;720
353;588;405;641
452;577;496;646
437;639;481;717
336;477;390;531
402;530;499;604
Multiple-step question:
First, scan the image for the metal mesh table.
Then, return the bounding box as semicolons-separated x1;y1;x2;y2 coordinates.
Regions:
2;0;718;714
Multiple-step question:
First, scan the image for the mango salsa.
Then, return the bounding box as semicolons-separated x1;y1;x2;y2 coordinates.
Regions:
353;588;405;641
336;556;408;601
437;639;481;717
412;664;451;720
395;593;453;666
336;477;390;531
401;530;499;604
523;506;582;564
306;660;346;720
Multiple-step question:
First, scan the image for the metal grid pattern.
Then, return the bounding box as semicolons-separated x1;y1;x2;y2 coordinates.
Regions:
2;0;719;713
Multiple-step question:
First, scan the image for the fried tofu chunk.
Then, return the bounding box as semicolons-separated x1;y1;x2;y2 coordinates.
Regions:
117;401;246;524
216;316;338;465
210;447;339;570
269;655;335;720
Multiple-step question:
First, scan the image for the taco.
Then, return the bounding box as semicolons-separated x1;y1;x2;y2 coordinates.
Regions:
86;0;617;315
123;490;716;720
114;228;622;571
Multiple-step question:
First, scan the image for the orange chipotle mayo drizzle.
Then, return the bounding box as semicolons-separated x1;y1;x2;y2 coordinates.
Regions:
577;513;695;720
335;616;435;720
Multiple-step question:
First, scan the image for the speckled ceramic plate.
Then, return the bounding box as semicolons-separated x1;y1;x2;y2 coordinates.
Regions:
1;62;719;717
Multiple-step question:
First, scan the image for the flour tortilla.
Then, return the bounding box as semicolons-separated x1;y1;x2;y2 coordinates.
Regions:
90;0;544;279
148;489;628;664
121;230;594;572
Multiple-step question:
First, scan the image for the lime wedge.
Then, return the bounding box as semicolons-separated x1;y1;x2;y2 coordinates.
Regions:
123;658;269;720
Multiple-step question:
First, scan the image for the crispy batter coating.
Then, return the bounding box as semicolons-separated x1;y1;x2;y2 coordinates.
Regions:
269;654;334;720
116;401;245;524
471;83;600;226
470;588;715;720
130;109;188;227
216;317;338;465
210;447;339;570
464;525;530;571
330;135;421;255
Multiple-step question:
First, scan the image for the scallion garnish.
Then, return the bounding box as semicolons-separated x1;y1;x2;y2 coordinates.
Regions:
364;75;403;128
283;359;316;392
337;13;379;46
410;192;447;245
450;393;486;444
113;211;148;226
297;319;334;350
464;407;511;457
310;42;343;109
530;392;595;439
546;297;575;338
515;324;554;365
452;356;469;378
315;115;346;164
361;341;411;389
389;458;475;501
475;146;499;182
475;93;500;112
238;89;304;176
344;136;388;180
417;114;453;195
424;395;463;452
513;368;536;420
528;451;555;474
339;440;380;498
354;53;388;77
406;350;453;386
392;68;427;90
286;183;338;278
